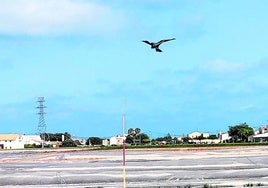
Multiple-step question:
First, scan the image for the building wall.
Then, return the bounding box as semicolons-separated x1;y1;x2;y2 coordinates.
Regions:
0;134;24;149
202;133;210;138
189;139;221;144
259;126;268;134
188;132;202;138
219;132;231;142
250;132;268;142
23;135;42;145
102;139;109;146
110;136;124;146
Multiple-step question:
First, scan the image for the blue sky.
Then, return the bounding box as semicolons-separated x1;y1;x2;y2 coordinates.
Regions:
0;0;268;138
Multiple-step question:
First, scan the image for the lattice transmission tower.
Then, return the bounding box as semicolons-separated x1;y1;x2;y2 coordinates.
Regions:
37;97;47;148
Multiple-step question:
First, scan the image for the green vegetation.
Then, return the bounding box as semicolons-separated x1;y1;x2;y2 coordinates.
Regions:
86;137;102;145
244;182;265;187
24;144;41;148
62;139;77;147
229;123;254;142
203;184;217;188
126;128;150;145
41;132;72;142
244;183;254;187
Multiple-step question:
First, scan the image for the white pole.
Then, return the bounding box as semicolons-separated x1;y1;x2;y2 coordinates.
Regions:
122;113;126;188
121;99;127;188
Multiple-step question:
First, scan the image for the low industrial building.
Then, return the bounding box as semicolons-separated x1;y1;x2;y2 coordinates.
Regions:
110;136;125;146
248;132;268;142
188;131;210;139
258;126;268;134
23;135;42;146
102;139;109;146
0;134;24;149
188;131;202;138
218;132;231;143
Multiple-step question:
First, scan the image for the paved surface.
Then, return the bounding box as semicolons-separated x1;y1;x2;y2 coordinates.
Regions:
0;146;268;187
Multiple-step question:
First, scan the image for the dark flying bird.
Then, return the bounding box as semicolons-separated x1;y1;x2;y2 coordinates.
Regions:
142;38;175;52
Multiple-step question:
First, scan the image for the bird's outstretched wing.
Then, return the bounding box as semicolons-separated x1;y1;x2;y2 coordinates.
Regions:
142;40;153;45
158;38;176;44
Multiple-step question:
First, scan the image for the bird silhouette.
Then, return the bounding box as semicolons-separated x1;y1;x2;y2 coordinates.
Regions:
142;38;175;52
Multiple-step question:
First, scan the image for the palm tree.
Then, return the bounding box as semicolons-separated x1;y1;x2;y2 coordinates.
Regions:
128;128;135;136
135;128;141;135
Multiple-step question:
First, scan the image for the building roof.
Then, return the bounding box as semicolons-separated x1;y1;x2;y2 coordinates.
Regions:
0;134;21;141
188;131;202;135
253;132;268;138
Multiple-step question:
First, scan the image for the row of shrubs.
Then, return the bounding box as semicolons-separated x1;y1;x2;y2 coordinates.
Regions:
24;141;268;149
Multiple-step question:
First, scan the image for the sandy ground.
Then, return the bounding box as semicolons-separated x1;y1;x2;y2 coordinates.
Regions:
0;146;268;187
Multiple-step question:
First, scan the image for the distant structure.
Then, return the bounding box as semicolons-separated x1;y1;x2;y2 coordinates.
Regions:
37;97;47;148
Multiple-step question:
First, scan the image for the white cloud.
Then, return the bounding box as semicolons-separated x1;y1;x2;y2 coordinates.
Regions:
201;59;246;74
0;0;123;36
239;104;255;111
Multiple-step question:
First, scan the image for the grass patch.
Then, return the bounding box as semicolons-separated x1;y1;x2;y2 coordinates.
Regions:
244;183;265;187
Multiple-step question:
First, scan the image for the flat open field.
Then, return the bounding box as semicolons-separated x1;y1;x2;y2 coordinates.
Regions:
1;146;268;187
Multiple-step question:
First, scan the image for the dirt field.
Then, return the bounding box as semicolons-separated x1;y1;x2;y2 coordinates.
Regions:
0;146;268;187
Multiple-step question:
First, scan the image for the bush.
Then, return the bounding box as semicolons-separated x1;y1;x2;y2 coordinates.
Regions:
24;144;40;148
257;183;264;186
62;139;77;147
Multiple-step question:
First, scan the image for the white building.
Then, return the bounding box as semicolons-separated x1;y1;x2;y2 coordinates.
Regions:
188;132;202;138
189;139;221;144
173;136;183;143
102;139;109;146
0;134;24;149
110;136;125;146
248;132;268;142
259;126;268;134
202;133;210;138
23;135;42;146
218;132;231;142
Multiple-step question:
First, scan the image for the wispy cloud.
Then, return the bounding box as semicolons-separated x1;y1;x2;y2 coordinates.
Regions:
0;0;123;36
238;104;255;111
201;59;246;74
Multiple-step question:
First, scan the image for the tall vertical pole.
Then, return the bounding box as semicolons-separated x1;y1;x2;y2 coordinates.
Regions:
122;102;126;188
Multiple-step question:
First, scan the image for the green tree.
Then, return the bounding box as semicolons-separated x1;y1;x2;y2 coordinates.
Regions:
139;133;150;145
135;128;141;135
164;133;172;143
228;123;254;142
40;133;50;141
126;135;133;144
182;137;191;144
128;128;135;136
62;139;77;147
126;128;150;145
86;137;102;145
41;132;71;141
155;133;173;144
208;135;218;139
